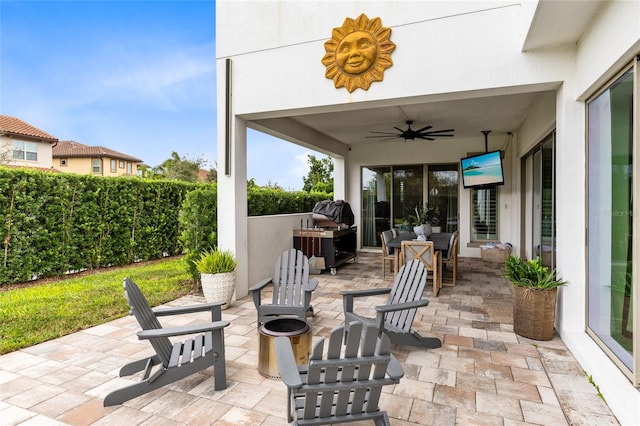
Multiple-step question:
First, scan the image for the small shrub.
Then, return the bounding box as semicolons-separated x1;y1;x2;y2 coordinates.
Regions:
194;248;237;274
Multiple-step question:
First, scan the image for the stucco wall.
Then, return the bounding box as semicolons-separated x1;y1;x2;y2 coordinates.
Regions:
217;2;572;118
216;2;640;422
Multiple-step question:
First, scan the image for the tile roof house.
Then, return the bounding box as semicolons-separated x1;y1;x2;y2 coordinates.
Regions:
0;115;58;169
52;140;143;177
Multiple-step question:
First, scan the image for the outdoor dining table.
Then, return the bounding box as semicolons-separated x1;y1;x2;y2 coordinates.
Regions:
386;232;451;275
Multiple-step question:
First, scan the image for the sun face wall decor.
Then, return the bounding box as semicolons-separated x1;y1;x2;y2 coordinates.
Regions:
322;13;396;93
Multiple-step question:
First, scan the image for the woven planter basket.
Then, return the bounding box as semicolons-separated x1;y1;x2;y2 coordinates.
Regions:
201;272;235;309
481;247;511;263
512;286;557;340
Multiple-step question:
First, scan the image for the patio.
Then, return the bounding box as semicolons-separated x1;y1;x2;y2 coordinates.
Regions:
0;253;620;425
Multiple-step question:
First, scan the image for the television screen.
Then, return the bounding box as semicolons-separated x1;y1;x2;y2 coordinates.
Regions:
460;150;505;189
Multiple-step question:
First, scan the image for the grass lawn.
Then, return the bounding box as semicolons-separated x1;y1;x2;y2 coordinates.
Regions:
0;257;194;354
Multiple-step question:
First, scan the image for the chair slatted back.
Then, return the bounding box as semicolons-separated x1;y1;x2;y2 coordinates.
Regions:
123;278;174;367
272;249;309;307
302;322;394;421
386;260;427;332
444;231;458;261
401;240;436;269
381;230;393;257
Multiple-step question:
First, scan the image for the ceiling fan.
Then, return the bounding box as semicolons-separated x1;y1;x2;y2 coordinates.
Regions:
366;120;455;142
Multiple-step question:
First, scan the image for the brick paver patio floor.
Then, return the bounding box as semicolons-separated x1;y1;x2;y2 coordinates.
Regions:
0;253;619;425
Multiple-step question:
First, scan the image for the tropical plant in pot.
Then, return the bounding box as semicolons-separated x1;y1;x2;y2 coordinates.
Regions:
406;203;441;238
194;248;237;309
504;255;567;340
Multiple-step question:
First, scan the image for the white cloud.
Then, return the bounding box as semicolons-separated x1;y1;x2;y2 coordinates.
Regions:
98;43;216;110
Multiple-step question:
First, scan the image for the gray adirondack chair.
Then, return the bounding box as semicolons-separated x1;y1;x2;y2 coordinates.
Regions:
104;277;230;406
341;259;442;349
275;321;404;426
250;248;319;326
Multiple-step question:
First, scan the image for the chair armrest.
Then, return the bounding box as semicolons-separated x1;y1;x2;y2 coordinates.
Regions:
137;321;229;340
387;354;404;381
274;336;303;389
153;303;224;317
340;288;391;298
249;277;273;292
304;278;319;292
376;299;429;314
342;288;392;314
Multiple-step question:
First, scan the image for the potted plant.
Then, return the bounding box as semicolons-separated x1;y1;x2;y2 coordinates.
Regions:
407;204;441;237
504;255;567;340
194;248;237;309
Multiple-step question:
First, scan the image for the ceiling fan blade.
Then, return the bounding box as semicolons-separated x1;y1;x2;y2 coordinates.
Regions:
393;126;406;133
424;129;455;135
365;136;401;142
366;133;401;138
415;125;433;133
415;135;436;140
421;134;455;138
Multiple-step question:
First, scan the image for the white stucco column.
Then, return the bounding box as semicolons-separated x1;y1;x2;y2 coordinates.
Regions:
333;155;346;200
554;84;587;333
217;116;249;299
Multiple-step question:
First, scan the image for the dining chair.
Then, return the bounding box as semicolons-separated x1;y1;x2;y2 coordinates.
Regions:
400;240;441;296
380;230;394;279
442;230;459;287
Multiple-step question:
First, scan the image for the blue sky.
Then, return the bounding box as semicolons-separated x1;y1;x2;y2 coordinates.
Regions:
1;0;318;190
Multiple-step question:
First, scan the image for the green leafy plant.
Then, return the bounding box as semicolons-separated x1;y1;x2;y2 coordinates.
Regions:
194;248;237;274
406;203;440;227
504;255;567;289
178;185;218;280
585;371;606;403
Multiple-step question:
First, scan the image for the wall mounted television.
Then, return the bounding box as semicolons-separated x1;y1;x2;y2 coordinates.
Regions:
460;150;505;189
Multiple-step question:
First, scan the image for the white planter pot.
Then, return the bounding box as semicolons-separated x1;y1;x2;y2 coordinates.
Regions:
201;272;235;309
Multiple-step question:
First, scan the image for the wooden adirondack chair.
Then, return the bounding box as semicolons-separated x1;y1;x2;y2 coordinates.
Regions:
104;278;230;406
250;248;319;326
341;259;442;349
275;321;404;426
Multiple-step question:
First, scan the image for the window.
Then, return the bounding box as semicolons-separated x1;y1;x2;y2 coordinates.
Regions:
587;65;635;380
60;159;67;167
12;141;38;161
471;187;498;241
126;162;132;175
92;158;101;174
119;160;124;168
110;159;117;173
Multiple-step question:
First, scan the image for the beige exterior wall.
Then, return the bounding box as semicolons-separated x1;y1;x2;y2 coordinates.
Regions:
0;135;54;169
55;156;139;176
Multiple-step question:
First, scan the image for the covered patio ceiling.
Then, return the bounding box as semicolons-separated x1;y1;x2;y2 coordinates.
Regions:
249;86;558;152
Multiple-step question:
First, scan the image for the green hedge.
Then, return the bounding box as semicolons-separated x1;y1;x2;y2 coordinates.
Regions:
0;168;197;284
1;167;331;285
248;187;328;215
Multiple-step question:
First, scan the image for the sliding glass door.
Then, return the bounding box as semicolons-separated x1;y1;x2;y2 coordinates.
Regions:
528;134;556;268
587;65;635;379
362;167;391;247
428;164;459;232
362;164;458;248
